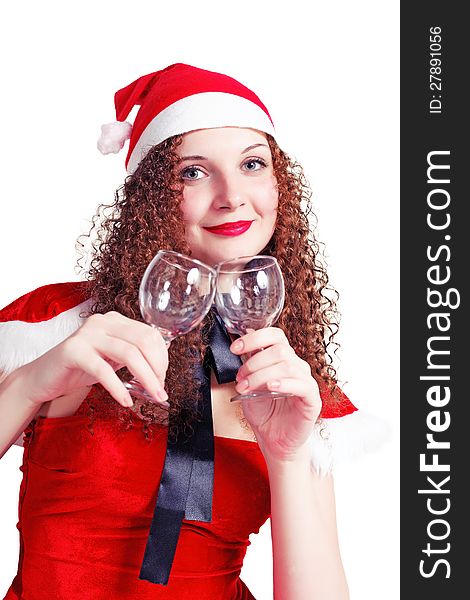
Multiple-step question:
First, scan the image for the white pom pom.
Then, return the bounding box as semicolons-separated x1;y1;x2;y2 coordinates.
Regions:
97;121;132;155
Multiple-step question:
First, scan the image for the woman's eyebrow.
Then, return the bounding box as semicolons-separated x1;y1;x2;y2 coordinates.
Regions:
177;143;269;163
240;143;270;154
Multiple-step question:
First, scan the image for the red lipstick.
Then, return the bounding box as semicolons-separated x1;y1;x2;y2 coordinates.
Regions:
203;220;254;236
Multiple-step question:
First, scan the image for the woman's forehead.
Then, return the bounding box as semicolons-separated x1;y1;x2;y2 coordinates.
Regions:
180;127;267;146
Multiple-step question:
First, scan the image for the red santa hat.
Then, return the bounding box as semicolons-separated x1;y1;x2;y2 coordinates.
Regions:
97;63;277;174
0;282;390;474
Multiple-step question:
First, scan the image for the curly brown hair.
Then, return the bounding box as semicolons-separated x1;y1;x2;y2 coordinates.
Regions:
75;132;343;442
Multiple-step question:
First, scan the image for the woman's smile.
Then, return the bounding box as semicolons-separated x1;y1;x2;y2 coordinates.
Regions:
203;220;254;236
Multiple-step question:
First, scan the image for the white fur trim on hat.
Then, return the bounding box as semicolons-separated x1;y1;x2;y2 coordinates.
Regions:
127;92;276;174
97;121;133;155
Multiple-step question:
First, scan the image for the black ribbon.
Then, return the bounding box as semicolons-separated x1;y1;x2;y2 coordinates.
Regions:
139;307;242;585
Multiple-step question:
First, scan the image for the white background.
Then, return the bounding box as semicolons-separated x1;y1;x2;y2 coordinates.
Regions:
0;1;399;598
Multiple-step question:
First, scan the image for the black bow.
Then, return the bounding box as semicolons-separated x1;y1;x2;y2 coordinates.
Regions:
138;307;242;585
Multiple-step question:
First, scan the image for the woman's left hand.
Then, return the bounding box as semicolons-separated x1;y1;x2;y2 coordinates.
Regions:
230;327;322;464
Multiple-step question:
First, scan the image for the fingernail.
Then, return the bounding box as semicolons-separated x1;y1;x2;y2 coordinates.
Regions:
237;378;249;391
152;388;168;404
269;380;281;389
231;340;243;353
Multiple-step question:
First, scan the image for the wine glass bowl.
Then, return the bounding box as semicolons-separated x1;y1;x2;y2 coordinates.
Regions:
214;260;284;334
139;251;216;342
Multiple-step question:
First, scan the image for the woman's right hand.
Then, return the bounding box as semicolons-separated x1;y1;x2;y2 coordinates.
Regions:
21;311;169;408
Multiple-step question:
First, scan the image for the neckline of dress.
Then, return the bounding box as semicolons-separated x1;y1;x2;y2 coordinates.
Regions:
33;414;260;447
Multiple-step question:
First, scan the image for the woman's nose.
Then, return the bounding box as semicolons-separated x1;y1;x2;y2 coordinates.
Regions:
211;172;247;210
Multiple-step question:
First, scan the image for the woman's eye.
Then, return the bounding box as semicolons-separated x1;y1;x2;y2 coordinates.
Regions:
181;166;205;181
243;158;267;171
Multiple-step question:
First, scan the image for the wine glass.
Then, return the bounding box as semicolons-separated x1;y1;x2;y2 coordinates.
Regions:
214;255;294;403
123;250;217;403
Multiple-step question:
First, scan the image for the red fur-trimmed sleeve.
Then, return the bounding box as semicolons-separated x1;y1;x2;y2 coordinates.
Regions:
0;281;92;377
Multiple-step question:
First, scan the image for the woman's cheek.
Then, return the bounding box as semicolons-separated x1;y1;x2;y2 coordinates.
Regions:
180;196;201;225
259;179;279;214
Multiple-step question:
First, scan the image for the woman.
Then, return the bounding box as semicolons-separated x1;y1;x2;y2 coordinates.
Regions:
0;63;378;599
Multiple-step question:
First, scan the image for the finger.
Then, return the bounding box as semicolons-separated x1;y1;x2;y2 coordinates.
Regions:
84;312;168;383
78;352;134;408
235;361;305;394
230;327;287;355
93;335;168;404
106;313;169;381
265;378;322;411
236;343;295;381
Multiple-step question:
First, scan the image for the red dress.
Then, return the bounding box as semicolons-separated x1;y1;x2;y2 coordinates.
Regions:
4;391;271;600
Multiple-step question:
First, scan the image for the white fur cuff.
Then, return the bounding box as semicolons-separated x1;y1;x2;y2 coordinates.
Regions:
309;411;392;475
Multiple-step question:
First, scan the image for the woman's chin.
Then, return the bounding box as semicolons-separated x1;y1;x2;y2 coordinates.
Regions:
205;250;263;267
188;238;272;267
